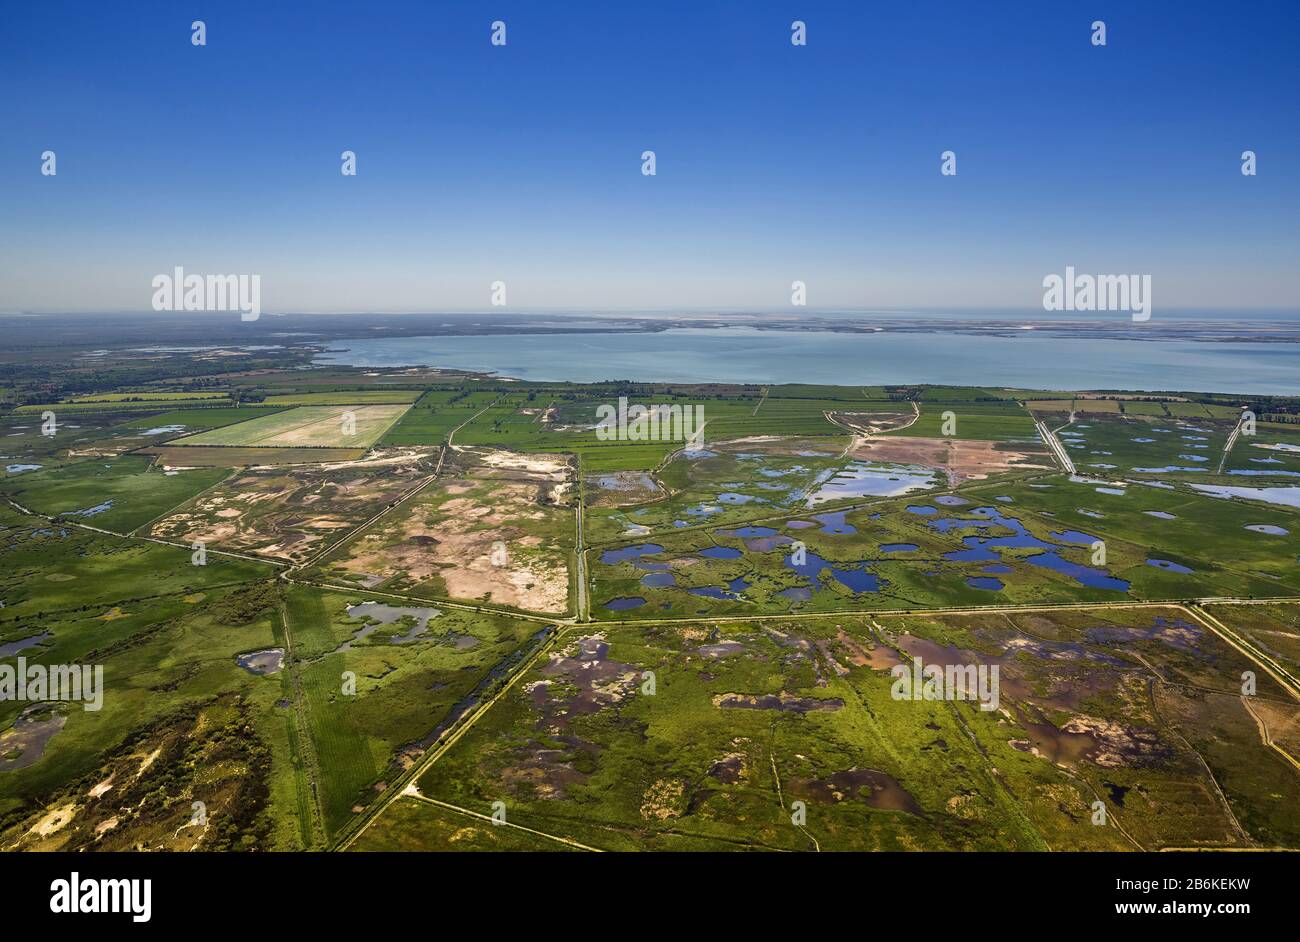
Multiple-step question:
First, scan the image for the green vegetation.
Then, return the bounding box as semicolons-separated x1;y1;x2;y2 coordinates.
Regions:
888;400;1037;441
402;606;1300;850
0;455;228;533
261;390;422;406
4;351;1299;856
122;406;286;431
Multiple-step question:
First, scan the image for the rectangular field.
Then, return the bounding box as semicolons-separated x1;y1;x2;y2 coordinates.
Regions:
261;390;423;406
169;405;410;449
387;606;1300;851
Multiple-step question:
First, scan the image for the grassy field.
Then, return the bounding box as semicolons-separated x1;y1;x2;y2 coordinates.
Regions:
15;399;228;414
394;606;1299;850
261;390;423;406
123;406;286;431
1223;421;1300;481
6;373;1299;855
0;573;547;850
171;404;411;449
0;585;294;849
1053;413;1234;476
0;455;228;533
381;390;503;445
278;585;548;841
68;391;230;403
0;514;274;621
1204;602;1300;675
348;796;574;851
887;401;1037;441
965;475;1300;589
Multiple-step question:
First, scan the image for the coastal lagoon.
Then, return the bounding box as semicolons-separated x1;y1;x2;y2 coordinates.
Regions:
317;325;1300;394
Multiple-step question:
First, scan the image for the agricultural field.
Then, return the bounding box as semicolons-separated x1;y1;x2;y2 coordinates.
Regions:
0;455;228;534
365;605;1300;851
381;390;503;446
122;406;286;433
67;391;230;404
307;449;575;615
446;392;850;472
147;448;440;563
13;399;232;414
886;400;1038;441
261;390;422;406
170;405;410;449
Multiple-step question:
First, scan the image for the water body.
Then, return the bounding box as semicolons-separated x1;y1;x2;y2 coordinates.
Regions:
1147;558;1195;573
1024;552;1131;591
805;461;937;505
1190;484;1300;508
237;649;285;675
699;546;743;560
603;596;646;611
342;601;441;648
0;631;51;657
316;325;1300;394
60;500;114;518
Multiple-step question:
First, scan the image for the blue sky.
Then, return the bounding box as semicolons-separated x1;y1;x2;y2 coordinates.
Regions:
1;0;1297;313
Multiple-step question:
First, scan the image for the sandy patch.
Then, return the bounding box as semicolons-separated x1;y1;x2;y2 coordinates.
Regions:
850;435;1051;485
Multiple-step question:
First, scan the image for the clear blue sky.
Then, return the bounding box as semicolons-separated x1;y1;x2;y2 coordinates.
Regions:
1;0;1296;313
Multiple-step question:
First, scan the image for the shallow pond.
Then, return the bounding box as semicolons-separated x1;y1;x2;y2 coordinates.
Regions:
237;648;285;675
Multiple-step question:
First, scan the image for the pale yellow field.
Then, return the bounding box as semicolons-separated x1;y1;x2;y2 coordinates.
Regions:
170;404;411;448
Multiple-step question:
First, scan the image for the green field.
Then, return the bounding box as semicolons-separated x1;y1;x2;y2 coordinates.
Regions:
393;607;1300;850
261;390;423;406
123;406;286;431
1054;414;1235;477
0;455;228;533
887;401;1037;441
69;391;230;403
5;370;1300;855
381;390;503;445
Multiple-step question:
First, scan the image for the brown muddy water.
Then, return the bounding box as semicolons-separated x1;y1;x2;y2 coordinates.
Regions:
796;767;922;814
